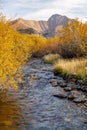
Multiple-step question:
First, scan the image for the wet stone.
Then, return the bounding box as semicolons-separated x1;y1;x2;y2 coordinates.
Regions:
67;90;86;103
81;86;87;92
76;85;82;91
53;86;67;98
50;79;58;87
64;87;72;91
59;82;67;88
84;102;87;107
73;97;87;103
77;80;83;85
68;73;77;82
57;80;67;88
67;83;76;90
53;93;67;98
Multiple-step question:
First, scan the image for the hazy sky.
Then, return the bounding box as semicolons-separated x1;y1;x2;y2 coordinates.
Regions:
1;0;87;21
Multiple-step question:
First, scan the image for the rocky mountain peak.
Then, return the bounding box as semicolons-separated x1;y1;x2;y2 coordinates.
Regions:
47;14;69;36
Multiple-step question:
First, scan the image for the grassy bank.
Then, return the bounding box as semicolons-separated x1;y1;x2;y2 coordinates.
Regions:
54;58;87;85
43;54;61;64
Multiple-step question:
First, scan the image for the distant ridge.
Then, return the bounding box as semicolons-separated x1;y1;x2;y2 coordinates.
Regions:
11;14;71;37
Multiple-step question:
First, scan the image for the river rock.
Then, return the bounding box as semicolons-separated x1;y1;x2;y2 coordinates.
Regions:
67;90;86;103
77;80;83;85
75;85;87;92
76;85;82;91
59;82;67;88
84;102;87;107
64;87;72;91
53;86;67;98
81;86;87;92
57;80;67;88
73;97;87;103
67;82;76;90
50;79;58;87
68;73;77;82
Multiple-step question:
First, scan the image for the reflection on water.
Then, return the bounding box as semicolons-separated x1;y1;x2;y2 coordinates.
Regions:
0;91;23;130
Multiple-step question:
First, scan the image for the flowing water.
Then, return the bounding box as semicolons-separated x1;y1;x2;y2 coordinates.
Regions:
0;58;87;130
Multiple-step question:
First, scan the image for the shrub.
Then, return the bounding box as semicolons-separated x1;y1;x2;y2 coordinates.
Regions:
0;15;47;89
0;15;31;89
57;19;87;58
46;37;60;54
28;35;47;57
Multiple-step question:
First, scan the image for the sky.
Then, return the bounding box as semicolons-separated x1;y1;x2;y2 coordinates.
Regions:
0;0;87;21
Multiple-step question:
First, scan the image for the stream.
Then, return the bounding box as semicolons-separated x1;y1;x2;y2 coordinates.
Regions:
0;58;87;130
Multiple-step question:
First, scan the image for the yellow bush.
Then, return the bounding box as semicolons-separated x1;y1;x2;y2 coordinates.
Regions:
57;19;87;57
0;15;47;89
46;37;60;53
28;34;46;57
0;15;31;89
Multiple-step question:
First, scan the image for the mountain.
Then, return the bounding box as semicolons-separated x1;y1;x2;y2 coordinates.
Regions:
11;14;70;37
47;14;69;37
11;18;48;35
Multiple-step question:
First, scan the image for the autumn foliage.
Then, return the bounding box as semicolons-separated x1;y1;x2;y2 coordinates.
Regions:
0;15;46;89
56;19;87;57
0;15;87;89
0;15;30;89
46;19;87;58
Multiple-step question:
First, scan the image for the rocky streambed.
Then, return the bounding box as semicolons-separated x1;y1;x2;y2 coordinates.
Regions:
0;58;87;130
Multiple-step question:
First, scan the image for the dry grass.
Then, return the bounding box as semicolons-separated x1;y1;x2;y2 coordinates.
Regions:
54;58;87;85
43;54;61;64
